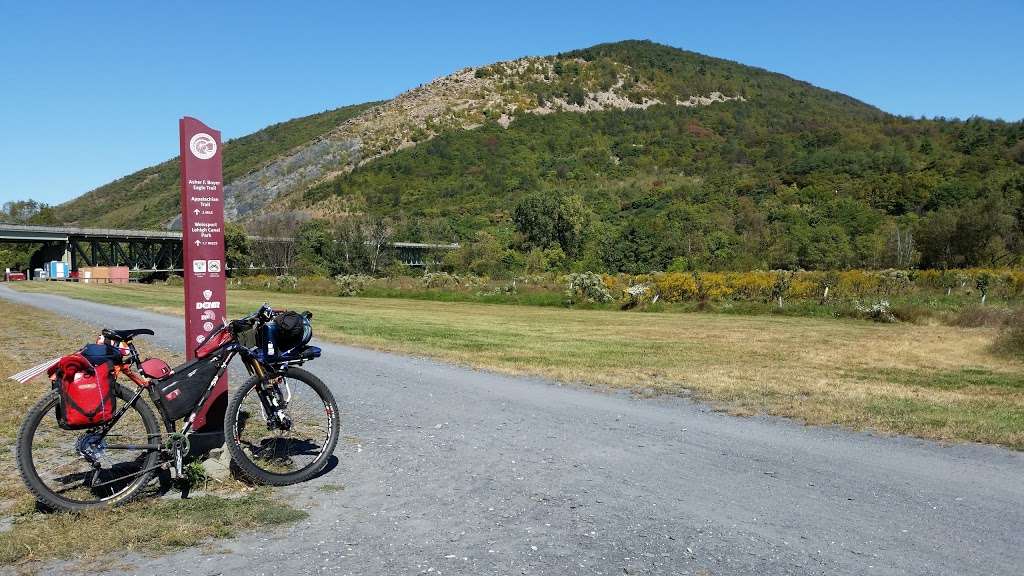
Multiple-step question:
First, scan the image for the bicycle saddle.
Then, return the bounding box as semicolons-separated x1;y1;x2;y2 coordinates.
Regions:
102;328;155;341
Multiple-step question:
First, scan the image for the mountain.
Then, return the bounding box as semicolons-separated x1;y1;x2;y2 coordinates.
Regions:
54;40;1024;271
55;101;380;229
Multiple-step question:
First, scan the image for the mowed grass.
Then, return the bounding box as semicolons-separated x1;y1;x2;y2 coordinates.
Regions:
0;297;306;568
11;281;1024;449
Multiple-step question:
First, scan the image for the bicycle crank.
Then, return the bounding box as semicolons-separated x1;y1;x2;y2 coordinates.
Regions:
165;433;190;478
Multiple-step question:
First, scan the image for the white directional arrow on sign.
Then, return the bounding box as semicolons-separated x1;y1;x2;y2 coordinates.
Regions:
195;240;201;246
193;209;200;215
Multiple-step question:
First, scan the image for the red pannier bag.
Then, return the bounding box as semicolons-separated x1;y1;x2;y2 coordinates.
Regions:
47;353;116;430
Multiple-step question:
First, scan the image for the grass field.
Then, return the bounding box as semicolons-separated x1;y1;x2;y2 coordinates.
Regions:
0;297;306;569
9;281;1024;450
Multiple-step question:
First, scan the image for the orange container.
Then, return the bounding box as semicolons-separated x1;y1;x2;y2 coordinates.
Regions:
79;267;110;283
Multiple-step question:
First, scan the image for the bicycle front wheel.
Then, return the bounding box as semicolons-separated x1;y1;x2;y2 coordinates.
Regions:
225;367;339;485
16;384;162;512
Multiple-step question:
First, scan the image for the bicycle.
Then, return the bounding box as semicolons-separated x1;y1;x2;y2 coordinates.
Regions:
15;303;340;512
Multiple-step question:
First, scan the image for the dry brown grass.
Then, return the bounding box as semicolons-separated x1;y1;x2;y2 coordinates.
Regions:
0;493;306;566
0;299;107;508
11;282;1024;448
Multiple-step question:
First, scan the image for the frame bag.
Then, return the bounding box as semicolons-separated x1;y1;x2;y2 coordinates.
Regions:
154;354;225;421
48;353;116;430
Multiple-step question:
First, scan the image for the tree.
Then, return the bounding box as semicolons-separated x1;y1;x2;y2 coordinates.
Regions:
332;218;369;276
295;219;333;275
247;211;306;273
443;231;519;278
513;192;590;258
602;218;672;274
1;200;55;224
224;223;251;275
365;217;395;275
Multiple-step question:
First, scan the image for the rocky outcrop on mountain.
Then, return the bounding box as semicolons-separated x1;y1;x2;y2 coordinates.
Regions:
224;56;748;220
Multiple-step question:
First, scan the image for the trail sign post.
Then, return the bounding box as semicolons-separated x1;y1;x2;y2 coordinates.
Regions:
179;117;226;431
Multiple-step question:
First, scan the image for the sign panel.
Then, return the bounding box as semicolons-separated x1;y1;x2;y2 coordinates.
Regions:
179;116;226;430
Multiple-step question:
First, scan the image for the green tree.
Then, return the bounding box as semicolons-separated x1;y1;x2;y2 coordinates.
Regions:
513;192;590;258
224;223;251;276
295;219;334;275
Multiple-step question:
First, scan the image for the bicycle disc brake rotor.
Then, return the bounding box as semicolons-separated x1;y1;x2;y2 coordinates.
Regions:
75;433;107;463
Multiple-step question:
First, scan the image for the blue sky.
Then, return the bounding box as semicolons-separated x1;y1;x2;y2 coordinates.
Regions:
1;1;1021;205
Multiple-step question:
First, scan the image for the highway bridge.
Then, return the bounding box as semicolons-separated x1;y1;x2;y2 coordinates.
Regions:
0;223;457;272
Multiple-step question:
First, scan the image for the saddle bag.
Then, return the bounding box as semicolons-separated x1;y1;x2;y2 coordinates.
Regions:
48;353;117;430
154;353;226;421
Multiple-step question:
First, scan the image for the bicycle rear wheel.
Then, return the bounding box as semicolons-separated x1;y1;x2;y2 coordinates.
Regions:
225;367;339;485
16;384;162;512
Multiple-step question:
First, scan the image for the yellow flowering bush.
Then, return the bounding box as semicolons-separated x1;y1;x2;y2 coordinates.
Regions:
837;270;879;298
653;272;698;302
698;272;734;300
789;276;818;299
727;271;775;301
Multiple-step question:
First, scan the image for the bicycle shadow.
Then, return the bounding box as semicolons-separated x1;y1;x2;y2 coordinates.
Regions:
31;452;339;512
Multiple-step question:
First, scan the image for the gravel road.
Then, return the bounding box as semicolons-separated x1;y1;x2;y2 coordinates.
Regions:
2;285;1022;576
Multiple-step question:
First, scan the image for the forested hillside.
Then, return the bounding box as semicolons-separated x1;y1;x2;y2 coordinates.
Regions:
55;101;379;229
303;42;1024;272
51;40;1024;272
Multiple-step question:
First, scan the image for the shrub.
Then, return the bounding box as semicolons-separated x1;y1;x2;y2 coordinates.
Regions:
889;303;936;324
976;272;992;304
954;305;1010;328
621;282;655;309
837;270;878;298
727;271;774;301
296;275;338;296
383;260;411;279
817;271;840;302
992;309;1024;359
601;273;632;298
334;274;372;297
564;272;613;305
1000;270;1024;298
275;275;298;292
652;272;697;303
878;269;912;295
697;272;733;300
855;300;897;323
789;276;818;300
165;275;184;287
771;271;792;308
422;272;461;288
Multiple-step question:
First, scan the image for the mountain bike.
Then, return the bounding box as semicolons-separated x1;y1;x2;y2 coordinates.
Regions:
15;304;340;512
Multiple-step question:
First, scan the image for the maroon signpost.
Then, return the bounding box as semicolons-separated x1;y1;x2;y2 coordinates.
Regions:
179;117;227;431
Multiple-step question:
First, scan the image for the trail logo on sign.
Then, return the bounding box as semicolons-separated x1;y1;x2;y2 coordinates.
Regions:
189;133;217;160
203;289;213;300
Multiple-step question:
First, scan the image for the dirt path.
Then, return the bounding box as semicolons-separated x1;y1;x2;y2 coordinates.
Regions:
2;285;1022;576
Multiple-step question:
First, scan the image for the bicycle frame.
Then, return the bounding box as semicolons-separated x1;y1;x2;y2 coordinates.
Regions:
94;308;316;452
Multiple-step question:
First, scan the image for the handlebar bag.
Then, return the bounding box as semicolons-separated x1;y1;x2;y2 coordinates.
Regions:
271;311;311;353
47;353;116;430
154;354;225;421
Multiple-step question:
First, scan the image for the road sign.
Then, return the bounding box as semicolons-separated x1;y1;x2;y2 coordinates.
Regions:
179;116;226;431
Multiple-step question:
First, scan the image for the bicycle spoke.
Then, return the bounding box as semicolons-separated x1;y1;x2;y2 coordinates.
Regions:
26;395;160;505
234;375;334;476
